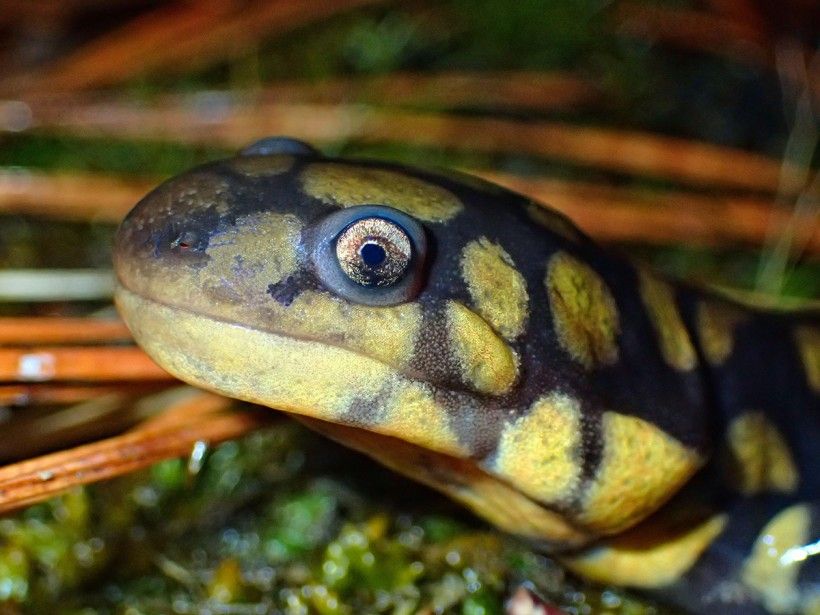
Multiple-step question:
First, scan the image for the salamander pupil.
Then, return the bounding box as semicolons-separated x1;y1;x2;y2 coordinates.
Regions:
360;242;387;267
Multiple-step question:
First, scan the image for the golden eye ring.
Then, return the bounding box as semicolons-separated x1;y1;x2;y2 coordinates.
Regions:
335;217;412;287
309;205;428;306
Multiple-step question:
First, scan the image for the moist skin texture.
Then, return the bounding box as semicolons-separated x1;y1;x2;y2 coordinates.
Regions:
114;142;820;615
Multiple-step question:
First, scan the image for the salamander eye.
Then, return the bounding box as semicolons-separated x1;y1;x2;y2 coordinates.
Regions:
310;205;427;306
335;217;412;287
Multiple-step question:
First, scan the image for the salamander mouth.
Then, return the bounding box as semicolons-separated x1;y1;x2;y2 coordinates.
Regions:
117;282;593;548
294;415;592;549
114;281;413;380
116;283;408;397
115;283;474;457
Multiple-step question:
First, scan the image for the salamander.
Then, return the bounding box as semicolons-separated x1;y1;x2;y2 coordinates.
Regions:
113;137;820;614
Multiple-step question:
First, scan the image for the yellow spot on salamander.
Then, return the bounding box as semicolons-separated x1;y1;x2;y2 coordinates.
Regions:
638;270;697;371
727;411;799;495
200;212;302;300
452;470;592;548
697;300;746;365
118;287;464;463
492;393;582;505
228;154;293;177
742;504;813;614
301;418;592;547
460;237;529;340
447;301;518;396
116;287;393;423
577;412;701;534
301;163;463;222
527;203;581;242
267;291;422;371
378;382;465;456
795;326;820;392
546;251;620;369
563;513;727;588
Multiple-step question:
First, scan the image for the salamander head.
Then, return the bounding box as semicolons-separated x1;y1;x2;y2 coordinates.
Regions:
114;137;704;548
114;137;535;418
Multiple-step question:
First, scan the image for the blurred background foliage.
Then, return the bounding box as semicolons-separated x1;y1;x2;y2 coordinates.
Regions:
0;0;817;612
1;0;818;303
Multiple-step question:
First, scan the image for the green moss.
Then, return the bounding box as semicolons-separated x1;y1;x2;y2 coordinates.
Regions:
0;423;674;614
263;485;340;562
0;544;29;602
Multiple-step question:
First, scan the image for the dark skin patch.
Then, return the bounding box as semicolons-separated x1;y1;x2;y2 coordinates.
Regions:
338;388;394;428
266;271;321;307
266;277;300;307
576;400;604;496
409;301;473;394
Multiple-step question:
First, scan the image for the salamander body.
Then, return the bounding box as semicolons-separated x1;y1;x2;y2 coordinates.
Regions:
114;137;820;614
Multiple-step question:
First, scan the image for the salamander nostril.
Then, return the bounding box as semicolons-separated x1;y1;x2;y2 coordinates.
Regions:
360;241;387;267
171;230;198;251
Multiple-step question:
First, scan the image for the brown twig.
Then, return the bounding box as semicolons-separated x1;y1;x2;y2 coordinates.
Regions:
0;169;154;222
0;317;131;345
477;171;820;252
0;347;172;382
139;388;240;431
9;0;388;95
0;391;270;513
0;387;184;461
23;101;798;193
253;71;600;111
613;1;770;66
0;383;168;406
0;0;235;95
8;70;597;129
704;0;768;33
